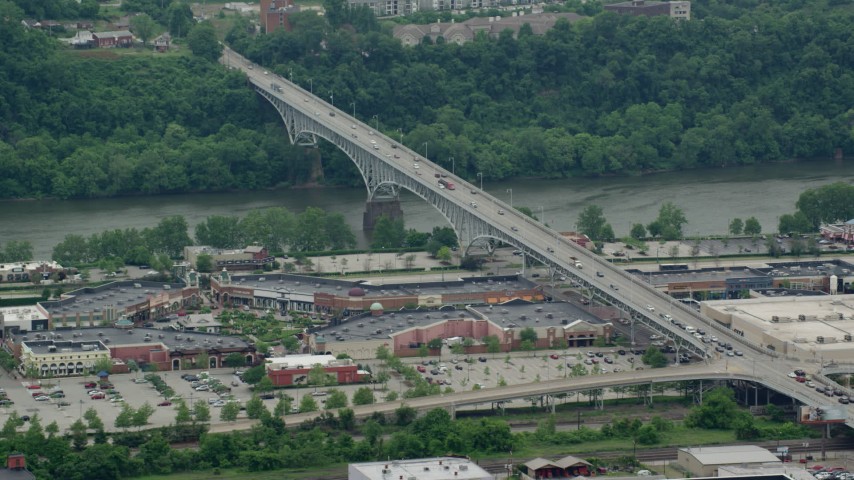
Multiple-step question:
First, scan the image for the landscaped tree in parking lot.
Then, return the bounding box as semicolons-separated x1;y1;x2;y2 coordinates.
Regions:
193;400;211;423
352;387;375;405
255;376;274;394
246;395;265;419
325;389;348;409
220;401;240;422
84;407;104;431
241;365;266;384
115;404;134;430
299;395;318;413
274;395;292;417
641;346;668;368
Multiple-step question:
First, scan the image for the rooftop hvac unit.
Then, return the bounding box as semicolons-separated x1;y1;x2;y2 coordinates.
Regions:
772;316;779;323
845;335;852;342
799;314;806;321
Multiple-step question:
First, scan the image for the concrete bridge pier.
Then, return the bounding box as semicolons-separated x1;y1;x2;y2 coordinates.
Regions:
363;198;403;230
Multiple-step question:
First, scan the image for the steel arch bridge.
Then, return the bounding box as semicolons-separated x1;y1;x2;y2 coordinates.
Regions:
223;47;727;359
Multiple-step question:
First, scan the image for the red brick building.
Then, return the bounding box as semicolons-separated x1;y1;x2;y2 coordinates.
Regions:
265;354;366;386
92;30;133;48
260;0;298;33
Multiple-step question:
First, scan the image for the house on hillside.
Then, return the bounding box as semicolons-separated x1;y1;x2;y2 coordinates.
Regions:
92;30;134;48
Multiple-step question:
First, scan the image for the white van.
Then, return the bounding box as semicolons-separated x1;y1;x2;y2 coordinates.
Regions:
685;326;697;334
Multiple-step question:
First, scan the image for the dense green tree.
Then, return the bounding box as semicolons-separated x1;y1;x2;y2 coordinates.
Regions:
519;327;538;343
577;205;614;242
195;215;243;248
641;346;668;368
371;215;406;249
166;2;194;37
195;253;214;272
778;212;814;234
299;395;318;413
648;202;688;240
246;395;266;419
796;183;854;229
743;217;762;236
352;387;375;405
630;223;647;240
194;400;211;423
220;401;240;421
130;13;157;46
241;365;267;384
325;389;349;409
684;387;750;429
146;216;192;258
729;218;744;236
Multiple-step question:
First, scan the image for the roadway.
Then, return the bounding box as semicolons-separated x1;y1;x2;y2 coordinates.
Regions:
222;46;708;352
218;46;854;428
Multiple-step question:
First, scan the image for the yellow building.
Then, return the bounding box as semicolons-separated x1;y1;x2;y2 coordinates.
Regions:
19;339;110;377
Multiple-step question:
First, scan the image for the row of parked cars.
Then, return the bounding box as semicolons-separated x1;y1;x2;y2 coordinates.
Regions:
811;466;850;480
83;381;123;403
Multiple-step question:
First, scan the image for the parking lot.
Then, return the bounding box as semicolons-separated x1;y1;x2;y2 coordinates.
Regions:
0;324;702;433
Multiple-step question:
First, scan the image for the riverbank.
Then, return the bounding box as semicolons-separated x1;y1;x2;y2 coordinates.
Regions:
2;161;852;260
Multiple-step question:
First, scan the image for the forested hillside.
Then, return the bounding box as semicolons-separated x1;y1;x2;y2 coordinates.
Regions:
232;0;854;181
0;1;312;199
1;0;853;200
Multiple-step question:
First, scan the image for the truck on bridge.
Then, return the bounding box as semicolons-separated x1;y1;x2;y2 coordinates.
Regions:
438;178;455;190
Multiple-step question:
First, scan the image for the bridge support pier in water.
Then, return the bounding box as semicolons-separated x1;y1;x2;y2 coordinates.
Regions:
363;198;403;230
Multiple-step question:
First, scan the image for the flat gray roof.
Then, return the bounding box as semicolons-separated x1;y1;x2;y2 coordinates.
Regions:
472;302;604;328
41;281;187;316
228;273;535;299
14;326;251;352
315;301;601;343
22;339;108;355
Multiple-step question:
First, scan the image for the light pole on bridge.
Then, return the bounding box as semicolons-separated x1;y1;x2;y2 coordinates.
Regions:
449;157;455;175
423;142;429;160
372;115;379;131
288;68;293;82
329;90;334;107
506;188;513;208
477;172;483;191
350;101;356;118
539;205;545;225
397;128;403;145
308;78;313;95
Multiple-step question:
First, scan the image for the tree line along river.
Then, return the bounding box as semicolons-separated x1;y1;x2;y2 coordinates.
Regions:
1;160;851;260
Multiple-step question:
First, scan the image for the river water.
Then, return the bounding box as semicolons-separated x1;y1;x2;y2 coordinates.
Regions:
2;160;851;259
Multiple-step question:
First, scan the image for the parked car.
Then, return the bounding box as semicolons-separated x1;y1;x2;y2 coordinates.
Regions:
26;385;41;390
90;393;105;400
34;395;50;401
84;382;97;389
478;357;487;362
157;401;172;407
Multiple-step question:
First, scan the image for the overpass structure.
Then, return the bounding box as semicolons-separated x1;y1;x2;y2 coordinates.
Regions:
220;47;854;428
